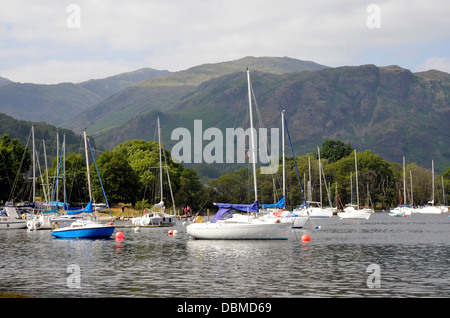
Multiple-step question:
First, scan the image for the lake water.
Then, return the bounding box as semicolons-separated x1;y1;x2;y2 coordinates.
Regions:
0;213;449;298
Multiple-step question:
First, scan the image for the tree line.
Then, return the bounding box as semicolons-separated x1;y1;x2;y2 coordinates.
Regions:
1;135;449;212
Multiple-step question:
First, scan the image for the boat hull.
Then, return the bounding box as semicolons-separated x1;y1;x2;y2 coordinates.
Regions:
1;207;28;229
132;214;176;226
416;206;443;214
292;217;308;228
389;212;405;217
0;219;28;229
51;225;115;238
337;211;371;220
296;208;333;219
187;221;292;240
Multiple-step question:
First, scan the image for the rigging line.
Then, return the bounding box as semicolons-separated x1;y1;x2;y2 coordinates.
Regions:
0;148;12;188
35;147;47;204
283;112;315;226
9;128;32;202
283;114;306;205
319;157;333;207
250;75;283;200
159;120;176;214
66;141;84;205
250;78;270;155
87;136;114;221
51;147;64;205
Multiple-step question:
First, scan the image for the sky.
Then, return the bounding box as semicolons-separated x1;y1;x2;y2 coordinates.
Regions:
0;0;449;84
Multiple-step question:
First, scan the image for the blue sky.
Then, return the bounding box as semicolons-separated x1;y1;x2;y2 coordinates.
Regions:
0;0;449;84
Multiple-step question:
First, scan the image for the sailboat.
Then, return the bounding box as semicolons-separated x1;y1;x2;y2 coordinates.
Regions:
441;176;449;213
337;150;372;220
261;111;308;228
27;133;80;230
131;116;176;226
295;148;333;218
51;130;115;239
186;69;293;240
416;160;443;214
389;156;412;217
0;206;27;229
1;125;35;229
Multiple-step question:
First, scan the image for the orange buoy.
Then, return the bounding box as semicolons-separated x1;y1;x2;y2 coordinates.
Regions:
168;230;174;236
301;234;310;242
115;231;124;241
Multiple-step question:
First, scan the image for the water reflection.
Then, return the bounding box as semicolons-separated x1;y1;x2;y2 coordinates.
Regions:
0;213;449;297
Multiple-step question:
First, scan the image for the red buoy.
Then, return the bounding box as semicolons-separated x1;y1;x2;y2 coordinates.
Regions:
301;234;310;242
115;231;124;241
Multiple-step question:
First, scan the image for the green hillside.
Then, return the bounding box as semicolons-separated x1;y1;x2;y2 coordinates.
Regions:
0;68;171;126
93;64;450;174
68;56;327;134
77;67;171;99
0;112;93;161
0;82;102;125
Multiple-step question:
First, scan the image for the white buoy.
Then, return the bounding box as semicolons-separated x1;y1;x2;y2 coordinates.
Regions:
134;227;141;233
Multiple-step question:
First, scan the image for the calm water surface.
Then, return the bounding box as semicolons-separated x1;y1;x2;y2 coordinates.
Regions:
1;213;449;298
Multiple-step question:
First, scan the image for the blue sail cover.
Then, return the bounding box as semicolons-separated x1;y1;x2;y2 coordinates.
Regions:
67;201;93;215
43;208;58;214
261;196;285;209
211;201;259;223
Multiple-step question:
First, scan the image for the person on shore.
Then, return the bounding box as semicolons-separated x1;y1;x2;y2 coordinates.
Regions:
183;205;192;217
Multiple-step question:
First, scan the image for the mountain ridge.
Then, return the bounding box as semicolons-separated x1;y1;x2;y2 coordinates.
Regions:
92;63;450;173
0;68;172;126
1;56;449;174
66;56;328;134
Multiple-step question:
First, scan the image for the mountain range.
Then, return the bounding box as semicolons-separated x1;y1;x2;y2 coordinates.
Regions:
0;56;449;175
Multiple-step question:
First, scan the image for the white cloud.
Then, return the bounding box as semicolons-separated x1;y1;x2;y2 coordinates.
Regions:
417;57;450;73
2;59;139;84
1;0;449;83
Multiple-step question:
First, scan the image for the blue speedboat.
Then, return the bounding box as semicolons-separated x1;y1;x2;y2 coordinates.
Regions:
51;219;115;238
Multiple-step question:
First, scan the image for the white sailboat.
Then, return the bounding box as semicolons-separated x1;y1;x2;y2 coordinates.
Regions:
187;69;293;240
338;150;372;220
295;148;333;218
1;125;33;229
389;156;412;217
0;206;27;229
441;176;449;213
27;132;80;230
416;160;443;214
131;116;176;226
261;111;308;228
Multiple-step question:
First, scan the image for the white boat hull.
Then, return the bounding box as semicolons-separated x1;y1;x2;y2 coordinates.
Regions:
0;206;27;229
187;220;293;240
131;212;176;226
296;208;333;218
27;214;80;230
338;206;372;220
416;206;443;214
0;218;27;229
337;212;371;219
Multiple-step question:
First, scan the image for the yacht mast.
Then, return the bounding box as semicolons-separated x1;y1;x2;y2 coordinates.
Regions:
83;130;92;202
247;69;258;202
